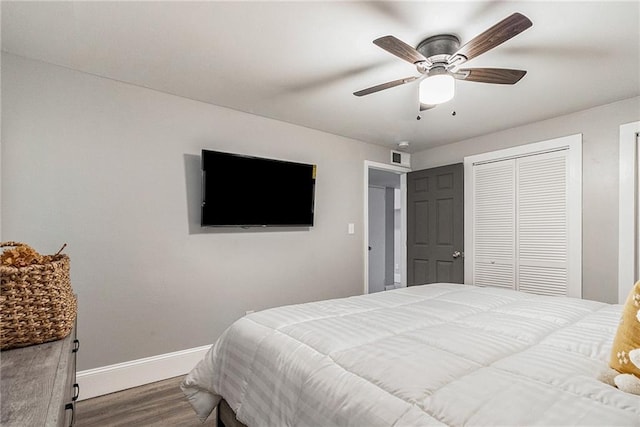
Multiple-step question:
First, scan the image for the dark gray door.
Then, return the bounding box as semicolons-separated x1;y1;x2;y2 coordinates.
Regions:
407;163;464;285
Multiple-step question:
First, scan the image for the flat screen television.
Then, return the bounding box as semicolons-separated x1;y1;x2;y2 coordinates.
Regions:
201;149;316;227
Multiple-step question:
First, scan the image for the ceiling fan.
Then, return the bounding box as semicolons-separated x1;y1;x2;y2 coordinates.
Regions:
354;12;533;111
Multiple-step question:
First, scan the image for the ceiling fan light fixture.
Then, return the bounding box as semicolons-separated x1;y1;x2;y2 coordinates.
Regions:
419;73;455;105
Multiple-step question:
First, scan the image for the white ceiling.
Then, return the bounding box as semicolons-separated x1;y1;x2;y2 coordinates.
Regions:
2;1;639;153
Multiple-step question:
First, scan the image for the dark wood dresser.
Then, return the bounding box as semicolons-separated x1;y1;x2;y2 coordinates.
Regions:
1;324;79;426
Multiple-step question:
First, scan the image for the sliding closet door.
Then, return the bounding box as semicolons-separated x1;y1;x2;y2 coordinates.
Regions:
465;134;582;298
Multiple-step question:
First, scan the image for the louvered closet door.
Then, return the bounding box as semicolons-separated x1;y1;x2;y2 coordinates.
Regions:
472;149;571;296
517;150;568;295
473;160;516;288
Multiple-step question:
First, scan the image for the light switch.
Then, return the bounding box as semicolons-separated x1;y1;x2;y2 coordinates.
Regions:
348;223;355;234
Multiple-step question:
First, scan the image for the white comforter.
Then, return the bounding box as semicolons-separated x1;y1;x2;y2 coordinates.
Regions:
182;283;640;426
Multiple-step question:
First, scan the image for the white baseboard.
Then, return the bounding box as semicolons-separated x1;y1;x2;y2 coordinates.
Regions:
76;344;211;401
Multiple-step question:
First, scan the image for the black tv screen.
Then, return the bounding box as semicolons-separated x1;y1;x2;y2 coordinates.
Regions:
201;149;316;227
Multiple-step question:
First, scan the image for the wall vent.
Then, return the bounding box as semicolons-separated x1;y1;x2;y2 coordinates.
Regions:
390;150;410;167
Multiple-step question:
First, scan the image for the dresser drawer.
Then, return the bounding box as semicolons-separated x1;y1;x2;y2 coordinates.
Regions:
64;326;80;426
1;323;78;427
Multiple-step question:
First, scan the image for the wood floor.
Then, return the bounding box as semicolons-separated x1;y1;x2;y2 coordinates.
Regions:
76;375;217;426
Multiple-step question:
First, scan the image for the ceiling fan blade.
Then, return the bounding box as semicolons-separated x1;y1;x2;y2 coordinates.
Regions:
353;76;418;97
373;35;427;64
451;12;532;63
420;103;436;111
456;68;527;84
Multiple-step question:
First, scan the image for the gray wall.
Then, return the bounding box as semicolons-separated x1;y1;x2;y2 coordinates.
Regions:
412;96;640;303
1;53;391;370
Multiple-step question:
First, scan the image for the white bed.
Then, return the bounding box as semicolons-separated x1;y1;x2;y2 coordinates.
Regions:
182;283;640;426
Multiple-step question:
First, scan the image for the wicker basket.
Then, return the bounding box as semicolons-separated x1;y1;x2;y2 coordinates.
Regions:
1;242;77;350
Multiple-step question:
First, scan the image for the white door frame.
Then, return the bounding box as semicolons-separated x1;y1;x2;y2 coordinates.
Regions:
364;161;410;294
618;121;640;303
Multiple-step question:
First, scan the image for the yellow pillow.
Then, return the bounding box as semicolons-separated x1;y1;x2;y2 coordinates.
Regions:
610;280;640;377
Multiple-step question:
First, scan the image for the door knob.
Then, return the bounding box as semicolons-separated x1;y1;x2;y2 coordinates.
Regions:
452;251;461;258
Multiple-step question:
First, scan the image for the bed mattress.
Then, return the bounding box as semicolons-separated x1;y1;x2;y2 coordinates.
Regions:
182;283;640;426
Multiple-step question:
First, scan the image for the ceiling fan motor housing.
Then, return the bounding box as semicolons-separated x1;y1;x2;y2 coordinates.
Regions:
416;34;460;64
